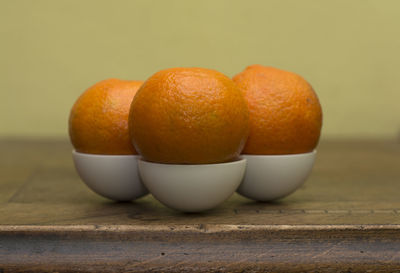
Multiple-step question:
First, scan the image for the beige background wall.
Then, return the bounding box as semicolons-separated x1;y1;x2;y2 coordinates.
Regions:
1;0;399;140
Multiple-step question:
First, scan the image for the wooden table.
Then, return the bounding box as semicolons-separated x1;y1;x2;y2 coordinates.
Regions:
1;139;400;272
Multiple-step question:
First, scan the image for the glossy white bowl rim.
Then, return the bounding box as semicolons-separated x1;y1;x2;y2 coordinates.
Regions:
241;150;316;158
72;150;139;158
137;157;246;167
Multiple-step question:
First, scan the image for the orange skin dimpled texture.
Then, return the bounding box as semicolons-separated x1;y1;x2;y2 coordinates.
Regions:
129;67;250;164
69;79;143;155
233;65;323;155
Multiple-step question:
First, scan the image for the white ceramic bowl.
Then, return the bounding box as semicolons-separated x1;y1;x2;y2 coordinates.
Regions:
237;151;316;201
72;151;148;201
138;158;247;212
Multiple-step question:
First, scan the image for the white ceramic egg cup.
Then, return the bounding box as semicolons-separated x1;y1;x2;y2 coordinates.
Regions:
72;151;148;201
138;158;247;212
237;151;316;201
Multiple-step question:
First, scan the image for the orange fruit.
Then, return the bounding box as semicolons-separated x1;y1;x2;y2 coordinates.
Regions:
233;65;322;155
129;67;249;164
69;78;143;155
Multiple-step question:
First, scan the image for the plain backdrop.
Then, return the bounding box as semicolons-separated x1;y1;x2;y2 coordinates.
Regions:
1;0;399;140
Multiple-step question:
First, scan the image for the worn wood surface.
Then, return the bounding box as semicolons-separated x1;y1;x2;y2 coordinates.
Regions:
1;139;400;272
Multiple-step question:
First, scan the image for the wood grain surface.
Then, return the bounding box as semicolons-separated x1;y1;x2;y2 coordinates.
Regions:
1;139;400;272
